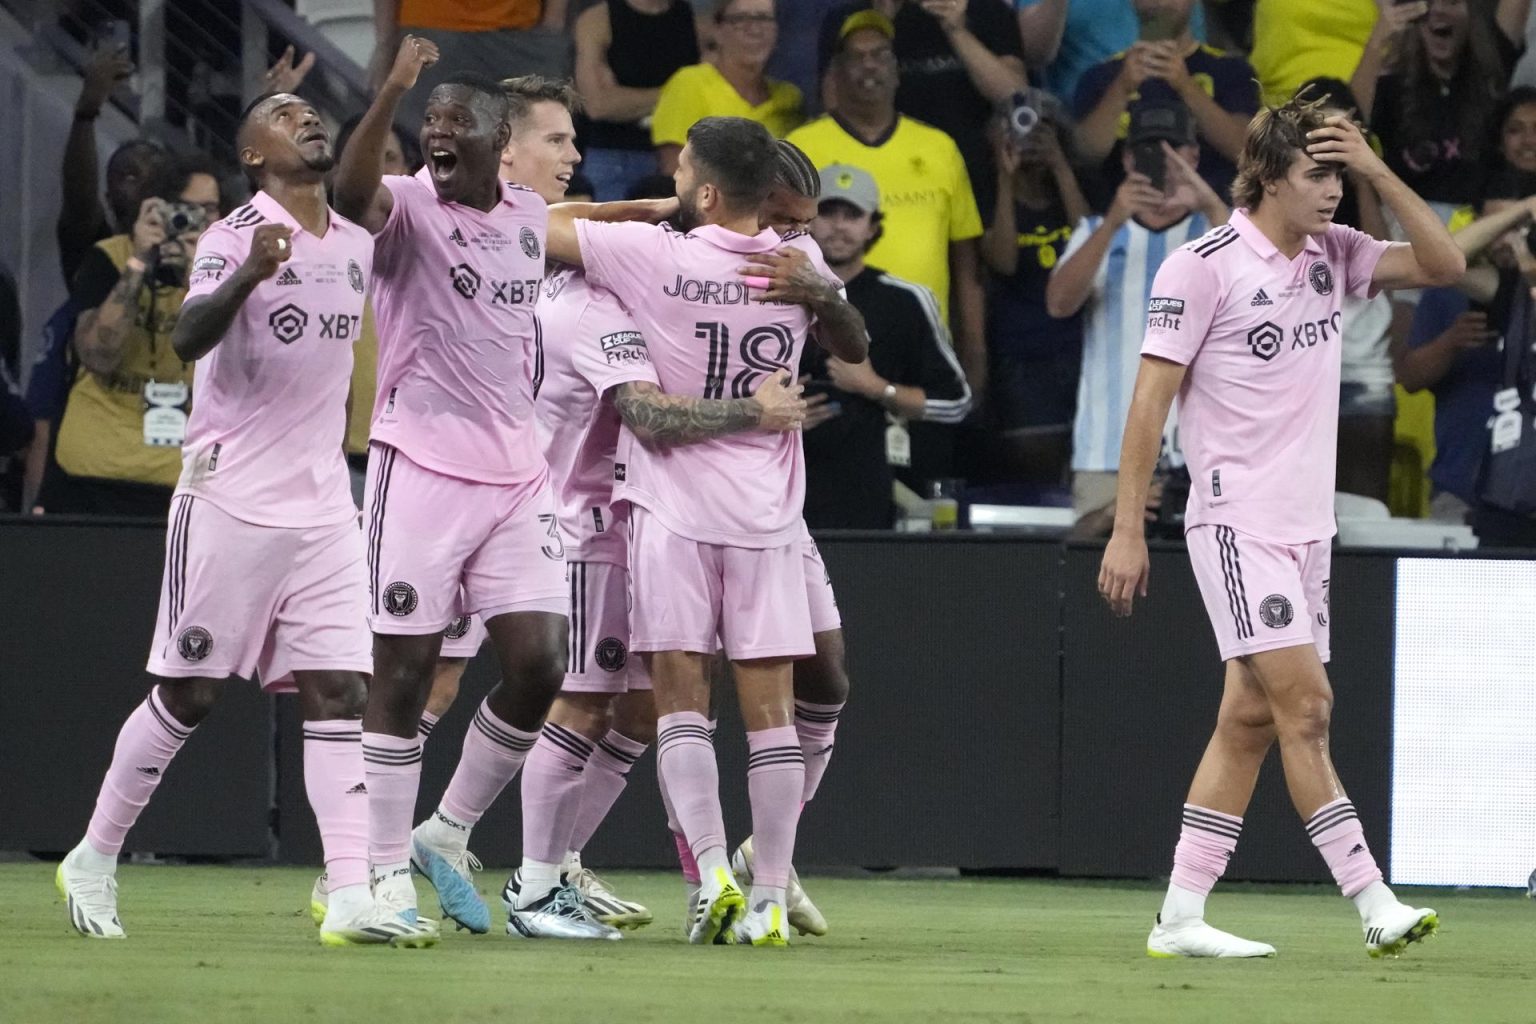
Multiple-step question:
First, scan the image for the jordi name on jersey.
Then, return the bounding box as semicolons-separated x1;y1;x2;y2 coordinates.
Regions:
661;276;755;305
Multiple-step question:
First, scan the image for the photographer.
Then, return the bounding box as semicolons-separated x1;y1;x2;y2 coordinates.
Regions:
1044;100;1227;538
40;156;220;516
981;91;1089;484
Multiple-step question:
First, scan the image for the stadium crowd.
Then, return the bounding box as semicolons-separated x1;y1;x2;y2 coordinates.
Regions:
5;0;1536;547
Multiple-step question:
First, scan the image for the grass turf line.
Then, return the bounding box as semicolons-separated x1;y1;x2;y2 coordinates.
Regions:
5;863;1533;1024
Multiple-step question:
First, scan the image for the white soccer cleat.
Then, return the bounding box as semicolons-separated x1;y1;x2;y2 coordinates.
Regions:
563;855;653;930
729;900;790;948
732;835;827;936
374;866;430;929
1364;903;1439;959
56;844;125;939
1147;916;1277;958
501;873;621;940
319;902;439;948
310;872;329;926
410;822;490;934
688;866;746;945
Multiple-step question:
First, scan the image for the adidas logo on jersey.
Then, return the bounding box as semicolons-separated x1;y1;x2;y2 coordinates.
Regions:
276;267;302;286
1250;288;1273;306
449;228;468;247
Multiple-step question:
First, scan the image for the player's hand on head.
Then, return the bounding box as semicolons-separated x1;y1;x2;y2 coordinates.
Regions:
752;369;807;432
387;34;440;91
1305;116;1379;175
243;224;295;281
1098;530;1150;618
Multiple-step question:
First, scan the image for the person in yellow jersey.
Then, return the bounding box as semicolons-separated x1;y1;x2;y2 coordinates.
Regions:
42;156;221;516
651;0;803;174
787;10;986;404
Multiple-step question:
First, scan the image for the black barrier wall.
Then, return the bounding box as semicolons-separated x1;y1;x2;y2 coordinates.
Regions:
1;519;1399;879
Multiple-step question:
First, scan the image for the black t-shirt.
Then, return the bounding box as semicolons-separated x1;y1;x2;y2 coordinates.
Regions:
988;193;1081;359
798;265;969;528
71;246;125;310
1371;32;1518;206
820;0;1025;216
58;215;113;292
581;0;700;152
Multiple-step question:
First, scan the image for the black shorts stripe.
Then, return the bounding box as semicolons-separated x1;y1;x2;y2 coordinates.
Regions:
366;446;397;617
165;495;192;637
1223;528;1254;637
569;562;587;675
1217;527;1255;640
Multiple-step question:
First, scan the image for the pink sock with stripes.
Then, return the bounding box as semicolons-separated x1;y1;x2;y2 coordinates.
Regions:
440;700;538;826
85;688;194;857
1306;798;1383;898
302;719;370;889
745;726;805;905
520;723;595;864
362;732;421;865
568;730;648;855
794;700;843;803
1161;804;1243;923
656;711;726;867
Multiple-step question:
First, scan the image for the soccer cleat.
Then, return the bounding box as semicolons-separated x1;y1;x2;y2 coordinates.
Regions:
310;872;329;926
730;900;790;948
56;846;125;939
1147;915;1277;958
319;903;439;948
1364;904;1439;959
732;835;828;937
373;866;432;929
565;859;653;930
502;873;621;940
688;866;746;945
410;825;490;934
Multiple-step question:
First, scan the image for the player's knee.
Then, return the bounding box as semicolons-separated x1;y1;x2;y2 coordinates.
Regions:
612;691;656;744
155;678;218;726
550;691;613;737
309;674;368;720
1279;693;1333;742
793;632;850;705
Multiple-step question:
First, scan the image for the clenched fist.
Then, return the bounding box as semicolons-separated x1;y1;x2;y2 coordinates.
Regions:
241;223;295;282
386;35;440;92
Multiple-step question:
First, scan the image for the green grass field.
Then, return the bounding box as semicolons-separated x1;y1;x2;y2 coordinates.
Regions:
3;863;1530;1024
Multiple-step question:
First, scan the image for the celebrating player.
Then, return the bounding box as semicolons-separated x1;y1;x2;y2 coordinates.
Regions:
545;116;868;946
56;94;435;947
333;38;571;935
1098;96;1464;958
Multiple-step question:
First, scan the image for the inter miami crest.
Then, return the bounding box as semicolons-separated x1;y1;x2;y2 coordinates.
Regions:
1259;594;1294;628
1246;321;1283;362
519;226;541;260
177;625;213;662
1308;261;1334;296
444;616;471;639
348;259;364;294
383;581;419;617
595;637;627;673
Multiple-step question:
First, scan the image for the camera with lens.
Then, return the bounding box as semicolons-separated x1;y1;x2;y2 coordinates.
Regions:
1002;90;1042;146
148;200;209;287
157;200;208;242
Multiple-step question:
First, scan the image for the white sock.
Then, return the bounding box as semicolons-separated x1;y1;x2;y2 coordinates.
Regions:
373;860;412;891
1351;879;1398;921
73;839;119;875
696;846;729;877
518;859;562;905
421;807;471;853
1159;883;1206;924
750;884;786;912
326;882;372;921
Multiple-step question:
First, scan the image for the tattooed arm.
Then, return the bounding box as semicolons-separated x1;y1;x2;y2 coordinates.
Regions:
611;371;805;448
74;260;149;378
738;247;869;363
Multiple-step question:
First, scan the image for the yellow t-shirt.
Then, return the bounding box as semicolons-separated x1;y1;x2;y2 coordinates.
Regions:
787;114;983;320
345;302;379;457
1248;0;1377;106
651;63;804;146
398;0;539;32
55;235;194;487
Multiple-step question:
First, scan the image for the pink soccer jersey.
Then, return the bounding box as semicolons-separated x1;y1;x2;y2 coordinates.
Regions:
534;266;659;565
1140;210;1391;544
574;220;832;548
179;191;373;528
369;167;549;484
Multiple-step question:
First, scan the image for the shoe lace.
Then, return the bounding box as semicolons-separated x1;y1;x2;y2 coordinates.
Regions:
567;864;614;897
547;885;592;921
76;872;119;913
449;849;482;882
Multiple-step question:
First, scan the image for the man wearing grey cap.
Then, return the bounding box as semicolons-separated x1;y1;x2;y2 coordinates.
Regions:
798;163;973;528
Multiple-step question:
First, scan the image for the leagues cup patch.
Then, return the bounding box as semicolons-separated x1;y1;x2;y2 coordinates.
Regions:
177;626;214;662
595;637;627;673
383;581;419;617
193;255;226;272
348;259;365;294
519;226;541;260
1147;296;1185;315
1259;594;1294;629
444;615;471;639
1308;261;1334;296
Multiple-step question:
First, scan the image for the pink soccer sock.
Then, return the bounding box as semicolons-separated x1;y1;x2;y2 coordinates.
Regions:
1306;798;1383;898
362;732;421;865
417;710;441;747
302;719;370;890
85;688;194;856
655;764;701;884
440;700;537;826
1170;804;1243;897
745;726;806;891
568;730;648;855
656;711;726;863
794;700;843;803
520;723;595;864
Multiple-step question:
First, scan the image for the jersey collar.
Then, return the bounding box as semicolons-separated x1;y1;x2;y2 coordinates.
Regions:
249;188;336;239
1229;208;1324;262
683;223;785;253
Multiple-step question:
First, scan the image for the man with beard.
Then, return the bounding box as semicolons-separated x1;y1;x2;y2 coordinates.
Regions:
55;93;434;947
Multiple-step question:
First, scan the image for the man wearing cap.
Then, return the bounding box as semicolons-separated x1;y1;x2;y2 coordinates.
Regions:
1044;99;1228;538
788;12;987;423
1073;0;1259;200
799;163;973;527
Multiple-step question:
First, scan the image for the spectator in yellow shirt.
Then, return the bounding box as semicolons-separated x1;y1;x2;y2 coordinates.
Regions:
651;0;803;174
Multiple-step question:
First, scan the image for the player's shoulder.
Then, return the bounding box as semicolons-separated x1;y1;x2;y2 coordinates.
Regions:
1177;222;1241;261
218;203;266;233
